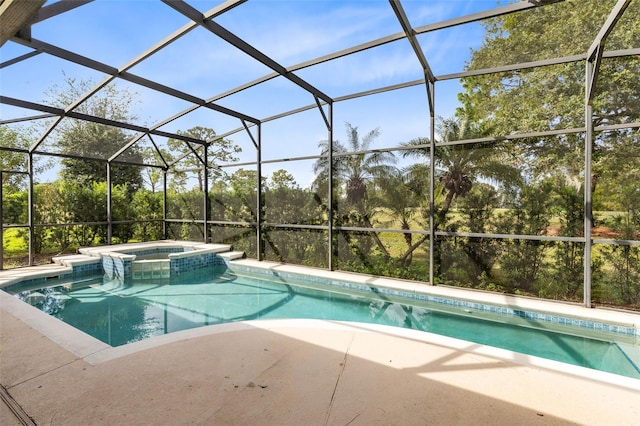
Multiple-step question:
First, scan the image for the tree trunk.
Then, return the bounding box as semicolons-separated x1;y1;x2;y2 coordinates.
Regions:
362;212;390;260
396;234;428;266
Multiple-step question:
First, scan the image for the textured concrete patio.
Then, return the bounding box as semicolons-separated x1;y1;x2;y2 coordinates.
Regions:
1;289;639;425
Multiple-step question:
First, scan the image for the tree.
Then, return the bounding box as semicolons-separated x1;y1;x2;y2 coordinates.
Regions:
268;169;298;191
374;166;424;267
313;123;396;261
263;170;312;263
131;189;164;241
498;179;555;293
45;77;143;193
457;183;501;284
264;169;304;225
458;0;639;305
459;1;639;210
0;126;29;188
403;117;518;228
167;126;241;192
140;146;170;193
461;1;639;131
401;116;519;279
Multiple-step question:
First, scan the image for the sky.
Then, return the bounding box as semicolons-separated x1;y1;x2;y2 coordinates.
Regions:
0;0;510;188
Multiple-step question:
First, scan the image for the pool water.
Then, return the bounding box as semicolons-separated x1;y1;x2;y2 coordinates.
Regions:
10;266;640;379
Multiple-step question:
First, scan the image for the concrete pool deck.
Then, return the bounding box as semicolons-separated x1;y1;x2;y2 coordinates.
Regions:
1;288;639;425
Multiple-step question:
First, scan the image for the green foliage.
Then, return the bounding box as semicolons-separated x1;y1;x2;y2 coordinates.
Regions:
372;167;425;267
167;188;204;240
0;126;29;188
452;1;639;306
462;0;639;131
2;190;27;224
597;209;640;307
313;123;398;262
46;77;143;192
499;180;554;292
168;126;241;192
599;244;640;307
457;184;501;282
3;228;27;256
131;190;164;241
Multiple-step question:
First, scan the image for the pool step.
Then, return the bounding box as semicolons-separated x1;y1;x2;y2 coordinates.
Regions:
616;342;640;373
52;254;101;267
217;251;246;260
0;264;73;289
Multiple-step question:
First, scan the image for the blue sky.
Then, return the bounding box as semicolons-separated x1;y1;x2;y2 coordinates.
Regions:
0;0;507;188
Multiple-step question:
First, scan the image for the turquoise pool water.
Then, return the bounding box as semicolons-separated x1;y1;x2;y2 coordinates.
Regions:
9;265;640;379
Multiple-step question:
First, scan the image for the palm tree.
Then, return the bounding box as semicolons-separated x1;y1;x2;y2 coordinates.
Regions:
313;122;397;259
375;166;427;266
400;115;520;275
403;116;518;225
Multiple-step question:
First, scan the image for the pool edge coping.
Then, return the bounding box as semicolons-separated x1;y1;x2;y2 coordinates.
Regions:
227;259;640;334
2;291;639;392
2;252;639;387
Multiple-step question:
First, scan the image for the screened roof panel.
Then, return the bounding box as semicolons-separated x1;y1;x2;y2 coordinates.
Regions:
213;74;319;121
216;128;258;165
295;39;424;97
125;25;276;102
260;108;329;161
42;117;140;161
0;0;637;167
213;0;405;67
0;40;34;62
153;103;247;143
333;85;431;149
101;77;202;128
0;53;108;115
416;22;485;76
30;1;190;67
123;134;162;167
400;0;522;28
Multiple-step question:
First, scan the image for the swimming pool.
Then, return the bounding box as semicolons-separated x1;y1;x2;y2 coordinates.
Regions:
7;264;640;380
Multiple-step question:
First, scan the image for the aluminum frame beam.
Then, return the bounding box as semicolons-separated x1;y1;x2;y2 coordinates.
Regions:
0;96;207;147
192;0;555;119
389;0;435;83
586;0;632;105
0;50;41;68
162;0;333;105
583;0;631;307
389;0;435;113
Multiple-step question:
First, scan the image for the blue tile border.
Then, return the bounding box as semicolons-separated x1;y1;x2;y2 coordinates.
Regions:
4;257;638;339
72;262;101;277
100;249;226;278
4;247;230;290
227;264;639;339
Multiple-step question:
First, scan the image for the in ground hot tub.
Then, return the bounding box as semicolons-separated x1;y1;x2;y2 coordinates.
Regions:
76;241;241;280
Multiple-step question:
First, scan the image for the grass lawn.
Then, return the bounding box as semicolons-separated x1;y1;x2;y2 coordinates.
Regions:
3;228;27;255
